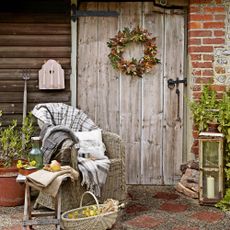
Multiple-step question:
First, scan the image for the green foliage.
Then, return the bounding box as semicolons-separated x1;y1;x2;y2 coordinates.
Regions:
0;110;2;127
21;113;35;153
216;188;230;211
0;112;35;167
188;86;219;132
216;91;230;210
188;86;230;211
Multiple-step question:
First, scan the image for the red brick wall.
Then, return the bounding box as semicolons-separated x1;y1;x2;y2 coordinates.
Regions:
188;0;226;156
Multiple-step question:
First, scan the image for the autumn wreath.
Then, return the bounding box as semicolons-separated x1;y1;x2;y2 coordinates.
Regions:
107;27;160;77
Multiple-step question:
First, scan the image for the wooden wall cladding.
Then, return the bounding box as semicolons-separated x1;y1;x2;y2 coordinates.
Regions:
77;2;186;185
0;0;71;126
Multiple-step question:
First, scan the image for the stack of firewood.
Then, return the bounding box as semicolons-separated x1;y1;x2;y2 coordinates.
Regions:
176;160;199;199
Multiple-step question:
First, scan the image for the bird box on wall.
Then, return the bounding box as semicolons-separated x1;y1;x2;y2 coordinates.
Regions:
39;59;65;90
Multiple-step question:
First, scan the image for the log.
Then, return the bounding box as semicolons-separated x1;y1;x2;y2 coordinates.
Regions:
180;168;199;193
176;182;198;199
180;160;199;174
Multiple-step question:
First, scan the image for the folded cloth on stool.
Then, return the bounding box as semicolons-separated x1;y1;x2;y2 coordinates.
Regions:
26;166;79;197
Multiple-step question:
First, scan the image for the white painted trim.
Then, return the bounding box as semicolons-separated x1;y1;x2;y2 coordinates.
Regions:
71;0;77;107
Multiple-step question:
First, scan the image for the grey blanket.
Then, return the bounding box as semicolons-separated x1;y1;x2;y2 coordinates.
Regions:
32;103;98;131
40;124;79;164
32;103;98;164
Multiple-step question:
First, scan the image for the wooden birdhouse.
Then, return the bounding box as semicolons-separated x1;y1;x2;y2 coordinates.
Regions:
39;59;65;90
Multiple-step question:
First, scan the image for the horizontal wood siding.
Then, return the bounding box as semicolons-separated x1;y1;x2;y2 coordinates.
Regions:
0;0;71;126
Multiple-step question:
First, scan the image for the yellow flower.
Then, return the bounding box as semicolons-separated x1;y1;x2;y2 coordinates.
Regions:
16;162;23;169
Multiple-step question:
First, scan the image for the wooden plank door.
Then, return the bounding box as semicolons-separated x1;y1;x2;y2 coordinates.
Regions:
162;9;186;184
77;2;186;185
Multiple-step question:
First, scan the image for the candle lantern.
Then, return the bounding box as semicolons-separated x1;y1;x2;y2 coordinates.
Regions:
199;132;224;205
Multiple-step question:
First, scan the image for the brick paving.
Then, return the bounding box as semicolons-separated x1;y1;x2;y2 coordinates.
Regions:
191;211;225;223
154;192;179;200
172;227;199;230
159;202;188;212
0;185;230;229
125;203;150;214
124;215;163;228
113;186;230;230
3;226;22;230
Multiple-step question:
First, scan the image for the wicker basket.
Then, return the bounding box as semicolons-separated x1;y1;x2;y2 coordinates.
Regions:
61;191;118;230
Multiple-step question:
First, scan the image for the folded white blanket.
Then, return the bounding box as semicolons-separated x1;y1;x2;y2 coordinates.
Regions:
77;156;110;197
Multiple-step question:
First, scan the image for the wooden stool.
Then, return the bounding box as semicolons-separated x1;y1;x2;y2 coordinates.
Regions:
17;175;62;230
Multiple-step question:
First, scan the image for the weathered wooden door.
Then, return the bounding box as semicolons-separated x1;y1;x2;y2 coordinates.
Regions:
77;2;186;185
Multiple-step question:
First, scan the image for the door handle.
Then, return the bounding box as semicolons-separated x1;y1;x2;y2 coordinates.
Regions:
167;77;187;89
167;77;187;121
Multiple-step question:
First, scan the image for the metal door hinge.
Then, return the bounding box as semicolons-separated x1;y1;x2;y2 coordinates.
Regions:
71;4;119;22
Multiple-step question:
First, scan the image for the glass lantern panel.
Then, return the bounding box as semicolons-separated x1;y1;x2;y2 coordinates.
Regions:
202;141;219;167
202;171;219;199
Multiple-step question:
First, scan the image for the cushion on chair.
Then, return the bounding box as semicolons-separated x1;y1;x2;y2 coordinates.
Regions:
74;129;106;159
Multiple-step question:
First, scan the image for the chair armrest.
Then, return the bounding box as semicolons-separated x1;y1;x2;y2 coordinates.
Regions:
70;145;78;170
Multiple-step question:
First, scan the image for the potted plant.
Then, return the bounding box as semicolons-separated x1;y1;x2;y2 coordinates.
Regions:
215;91;230;211
0;112;35;206
188;87;230;210
188;85;220;132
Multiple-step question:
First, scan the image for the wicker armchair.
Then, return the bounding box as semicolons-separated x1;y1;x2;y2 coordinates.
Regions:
35;131;127;212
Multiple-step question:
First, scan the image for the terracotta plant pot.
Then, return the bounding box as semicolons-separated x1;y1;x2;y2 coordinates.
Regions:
0;166;25;207
18;167;37;176
207;122;219;133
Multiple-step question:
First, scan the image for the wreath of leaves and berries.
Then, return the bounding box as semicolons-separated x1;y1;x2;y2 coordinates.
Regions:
107;27;160;77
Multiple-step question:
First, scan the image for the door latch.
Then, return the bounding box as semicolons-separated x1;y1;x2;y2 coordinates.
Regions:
167;77;187;89
167;77;187;121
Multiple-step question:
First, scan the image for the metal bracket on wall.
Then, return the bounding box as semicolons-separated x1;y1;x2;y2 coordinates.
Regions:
153;0;188;9
71;4;119;22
